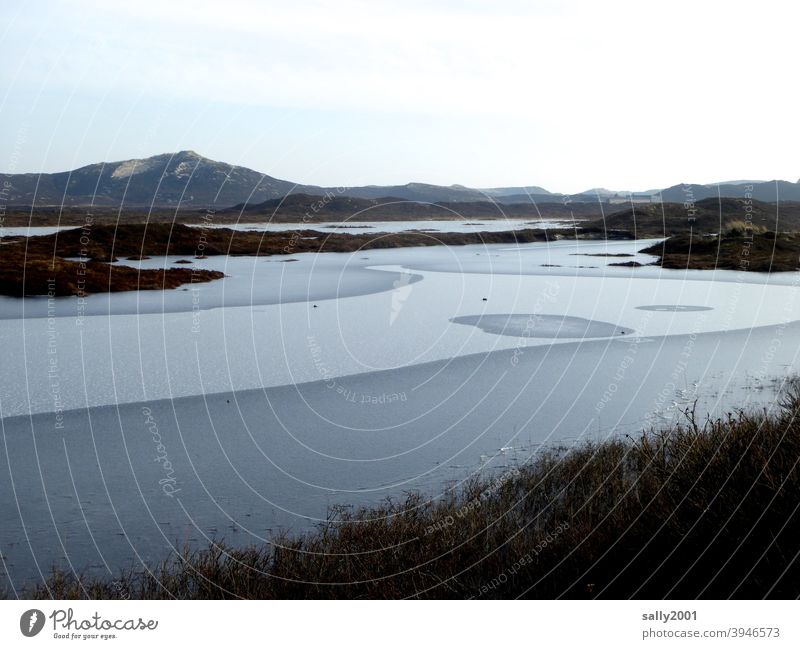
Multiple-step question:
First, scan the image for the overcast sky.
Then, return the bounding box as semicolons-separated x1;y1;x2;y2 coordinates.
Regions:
2;0;798;192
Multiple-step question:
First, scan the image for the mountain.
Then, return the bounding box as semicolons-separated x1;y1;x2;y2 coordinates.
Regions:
0;151;314;208
2;151;799;208
1;151;558;207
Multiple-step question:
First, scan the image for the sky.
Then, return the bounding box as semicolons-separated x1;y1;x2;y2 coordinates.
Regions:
1;0;799;193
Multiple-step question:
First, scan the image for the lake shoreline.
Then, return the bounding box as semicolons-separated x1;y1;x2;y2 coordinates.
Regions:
6;218;800;298
16;385;800;599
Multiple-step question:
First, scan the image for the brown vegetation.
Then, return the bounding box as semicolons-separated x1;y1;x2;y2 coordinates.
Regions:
597;198;800;236
641;231;800;272
0;251;223;297
12;222;614;261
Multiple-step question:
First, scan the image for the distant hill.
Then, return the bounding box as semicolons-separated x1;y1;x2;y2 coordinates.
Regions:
657;181;800;203
594;197;800;235
478;186;553;198
2;150;799;208
335;183;493;203
227;193;602;222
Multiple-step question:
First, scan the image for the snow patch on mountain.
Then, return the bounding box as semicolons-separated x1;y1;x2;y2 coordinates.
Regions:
111;158;158;179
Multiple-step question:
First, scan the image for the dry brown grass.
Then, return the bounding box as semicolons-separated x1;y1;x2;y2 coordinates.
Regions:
721;219;769;236
0;251;224;296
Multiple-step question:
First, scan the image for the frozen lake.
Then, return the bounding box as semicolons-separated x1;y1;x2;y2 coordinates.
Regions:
2;236;800;591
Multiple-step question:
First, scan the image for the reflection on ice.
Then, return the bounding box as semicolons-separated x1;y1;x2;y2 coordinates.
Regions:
451;313;632;338
636;305;714;312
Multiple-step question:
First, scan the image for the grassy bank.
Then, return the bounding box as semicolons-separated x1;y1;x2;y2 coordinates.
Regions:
0;252;224;297
642;230;800;272
22;391;800;599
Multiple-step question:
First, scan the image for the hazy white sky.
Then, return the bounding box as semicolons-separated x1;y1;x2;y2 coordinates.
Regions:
2;0;799;192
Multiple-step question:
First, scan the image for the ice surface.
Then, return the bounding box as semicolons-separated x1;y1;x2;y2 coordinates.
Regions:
451;314;632;338
3;236;800;587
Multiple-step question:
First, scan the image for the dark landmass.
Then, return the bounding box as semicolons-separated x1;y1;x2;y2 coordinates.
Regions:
599;197;800;235
0;197;600;227
0;252;223;297
608;260;646;267
641;231;800;272
21;388;800;599
570;252;634;257
224;192;598;222
3;192;799;235
5;195;800;233
9;222;620;261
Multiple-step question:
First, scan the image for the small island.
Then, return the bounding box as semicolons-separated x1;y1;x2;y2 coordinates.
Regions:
0;251;224;297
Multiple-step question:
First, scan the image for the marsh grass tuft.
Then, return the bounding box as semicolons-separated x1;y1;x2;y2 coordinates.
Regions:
721;219;769;236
